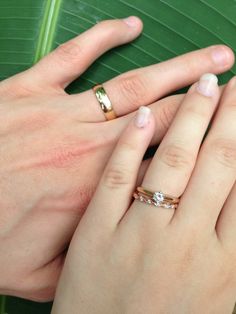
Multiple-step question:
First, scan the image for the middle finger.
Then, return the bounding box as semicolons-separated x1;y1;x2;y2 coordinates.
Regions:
130;73;220;225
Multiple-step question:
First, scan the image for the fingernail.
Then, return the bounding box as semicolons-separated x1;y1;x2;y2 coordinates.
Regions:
134;106;151;128
197;73;218;97
123;16;139;27
211;46;232;67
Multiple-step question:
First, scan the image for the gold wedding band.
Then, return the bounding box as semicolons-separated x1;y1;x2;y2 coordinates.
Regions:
93;84;117;120
133;187;180;209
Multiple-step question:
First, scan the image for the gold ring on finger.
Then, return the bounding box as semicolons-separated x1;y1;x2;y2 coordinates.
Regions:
93;84;117;121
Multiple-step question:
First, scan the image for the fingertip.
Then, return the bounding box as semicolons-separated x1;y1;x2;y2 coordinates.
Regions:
188;73;219;100
119;106;154;148
221;45;235;67
196;73;219;98
122;16;143;34
133;106;155;137
96;17;143;45
134;106;151;128
210;45;235;70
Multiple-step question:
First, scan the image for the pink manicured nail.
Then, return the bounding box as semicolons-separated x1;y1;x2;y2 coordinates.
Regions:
197;73;218;97
211;46;232;67
123;16;140;27
134;106;151;128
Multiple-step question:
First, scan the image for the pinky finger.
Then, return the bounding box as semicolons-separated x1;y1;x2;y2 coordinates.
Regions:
84;106;155;232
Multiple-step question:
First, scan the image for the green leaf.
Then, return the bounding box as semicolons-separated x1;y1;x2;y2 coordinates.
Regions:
4;297;52;314
0;296;6;314
0;0;236;90
0;0;236;313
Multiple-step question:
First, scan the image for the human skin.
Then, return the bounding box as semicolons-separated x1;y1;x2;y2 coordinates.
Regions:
52;74;236;314
0;17;234;301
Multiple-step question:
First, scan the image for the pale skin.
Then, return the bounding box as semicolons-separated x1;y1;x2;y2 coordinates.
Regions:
52;74;236;314
0;16;234;301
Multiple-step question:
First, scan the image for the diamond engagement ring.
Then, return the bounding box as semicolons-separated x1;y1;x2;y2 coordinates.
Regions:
133;187;180;209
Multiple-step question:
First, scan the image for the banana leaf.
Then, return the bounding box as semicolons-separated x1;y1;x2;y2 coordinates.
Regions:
1;0;236;313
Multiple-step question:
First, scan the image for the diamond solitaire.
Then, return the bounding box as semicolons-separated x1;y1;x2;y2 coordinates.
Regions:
153;191;164;203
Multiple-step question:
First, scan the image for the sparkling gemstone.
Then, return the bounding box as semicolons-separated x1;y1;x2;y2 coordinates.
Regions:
153;191;164;203
147;199;152;204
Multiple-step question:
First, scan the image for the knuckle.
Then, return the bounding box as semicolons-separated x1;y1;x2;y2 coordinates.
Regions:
158;144;194;169
96;20;116;36
223;99;236;111
184;98;211;119
158;102;176;131
117;74;147;106
103;165;131;190
55;40;82;62
120;140;138;154
206;138;236;169
96;19;126;40
225;99;236;110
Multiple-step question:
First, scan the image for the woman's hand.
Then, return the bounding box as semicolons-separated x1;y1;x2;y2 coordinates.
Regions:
0;17;234;301
52;74;236;314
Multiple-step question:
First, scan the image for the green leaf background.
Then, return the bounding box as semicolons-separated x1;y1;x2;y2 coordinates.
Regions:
1;0;236;313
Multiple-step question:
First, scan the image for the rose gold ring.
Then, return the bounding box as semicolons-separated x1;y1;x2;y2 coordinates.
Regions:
133;186;180;209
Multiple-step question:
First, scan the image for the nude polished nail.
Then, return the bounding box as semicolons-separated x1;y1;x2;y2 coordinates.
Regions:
134;106;151;128
197;73;218;97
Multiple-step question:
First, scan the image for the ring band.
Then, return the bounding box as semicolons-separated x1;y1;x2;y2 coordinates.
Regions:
133;186;180;209
137;187;180;204
93;84;117;120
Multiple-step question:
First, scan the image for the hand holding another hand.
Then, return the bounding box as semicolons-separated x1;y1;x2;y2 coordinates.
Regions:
0;17;234;301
